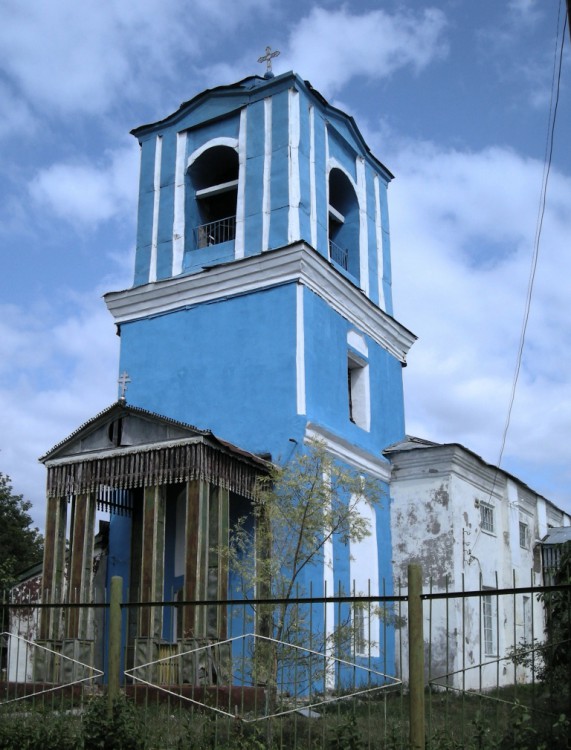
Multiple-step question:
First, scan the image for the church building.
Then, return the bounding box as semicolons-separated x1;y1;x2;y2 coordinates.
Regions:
11;64;570;702
34;65;415;687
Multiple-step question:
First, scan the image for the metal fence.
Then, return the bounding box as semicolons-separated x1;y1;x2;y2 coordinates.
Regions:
329;239;349;270
196;216;236;248
1;568;569;749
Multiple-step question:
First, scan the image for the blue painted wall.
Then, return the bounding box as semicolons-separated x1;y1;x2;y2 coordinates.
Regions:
119;283;305;459
107;71;408;680
131;72;394;312
303;288;405;453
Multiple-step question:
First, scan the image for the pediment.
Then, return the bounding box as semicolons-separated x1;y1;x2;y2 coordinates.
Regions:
41;402;206;463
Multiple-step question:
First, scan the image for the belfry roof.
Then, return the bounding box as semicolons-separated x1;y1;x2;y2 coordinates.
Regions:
130;71;393;180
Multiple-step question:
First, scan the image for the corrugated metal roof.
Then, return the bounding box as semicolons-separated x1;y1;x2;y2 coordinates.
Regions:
542;527;571;545
384;435;570;524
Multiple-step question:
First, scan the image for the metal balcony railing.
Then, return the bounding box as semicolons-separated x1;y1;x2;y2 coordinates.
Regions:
196;216;236;249
329;239;349;270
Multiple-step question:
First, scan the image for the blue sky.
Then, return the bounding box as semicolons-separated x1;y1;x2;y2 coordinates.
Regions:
1;0;571;528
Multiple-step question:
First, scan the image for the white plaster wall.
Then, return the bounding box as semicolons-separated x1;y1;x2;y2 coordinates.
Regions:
7;575;42;682
389;470;457;685
389;446;552;691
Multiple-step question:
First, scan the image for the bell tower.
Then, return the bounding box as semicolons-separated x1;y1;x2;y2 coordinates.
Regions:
106;70;414;456
104;71;416;627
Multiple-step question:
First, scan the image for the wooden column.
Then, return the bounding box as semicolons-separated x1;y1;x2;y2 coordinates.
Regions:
181;480;203;639
139;485;166;640
40;494;68;640
209;486;229;639
66;492;96;639
181;481;229;640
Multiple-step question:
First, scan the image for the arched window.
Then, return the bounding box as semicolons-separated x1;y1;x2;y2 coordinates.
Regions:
328;168;360;282
187;146;239;249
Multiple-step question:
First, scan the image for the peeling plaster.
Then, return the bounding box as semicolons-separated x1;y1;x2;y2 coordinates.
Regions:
432;485;449;507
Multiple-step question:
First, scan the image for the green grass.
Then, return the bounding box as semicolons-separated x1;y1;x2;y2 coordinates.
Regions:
0;685;568;749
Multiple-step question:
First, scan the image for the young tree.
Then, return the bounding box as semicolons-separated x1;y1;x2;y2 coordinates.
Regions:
226;439;385;692
509;541;571;713
542;541;571;706
0;473;44;592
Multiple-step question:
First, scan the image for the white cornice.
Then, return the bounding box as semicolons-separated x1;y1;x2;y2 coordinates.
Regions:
104;243;416;363
388;444;505;500
305;423;391;482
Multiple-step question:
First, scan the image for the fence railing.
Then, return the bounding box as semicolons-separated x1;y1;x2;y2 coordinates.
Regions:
329;239;349;270
1;567;570;749
195;215;236;248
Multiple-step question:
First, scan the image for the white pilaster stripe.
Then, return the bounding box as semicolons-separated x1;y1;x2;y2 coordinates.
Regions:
323;511;335;688
356;157;369;296
309;106;317;249
296;283;306;415
172;131;187;277
235;109;247;259
262;97;272;252
288;89;301;243
374;175;385;310
150;135;163;283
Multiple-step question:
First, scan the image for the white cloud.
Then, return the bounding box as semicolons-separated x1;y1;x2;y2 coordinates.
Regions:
284;6;448;96
0;0;270;119
389;140;571;510
0;295;120;530
28;144;139;227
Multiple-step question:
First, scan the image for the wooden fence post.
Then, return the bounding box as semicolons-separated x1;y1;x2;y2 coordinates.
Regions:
108;576;122;711
408;564;425;749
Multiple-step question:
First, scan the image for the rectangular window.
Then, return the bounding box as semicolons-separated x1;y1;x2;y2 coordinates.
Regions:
482;592;498;657
519;521;530;549
480;504;494;533
347;353;370;431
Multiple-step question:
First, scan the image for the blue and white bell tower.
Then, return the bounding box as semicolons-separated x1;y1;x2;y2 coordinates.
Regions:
105;69;415;649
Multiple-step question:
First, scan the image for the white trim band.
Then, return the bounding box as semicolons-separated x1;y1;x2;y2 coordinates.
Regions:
105;242;416;364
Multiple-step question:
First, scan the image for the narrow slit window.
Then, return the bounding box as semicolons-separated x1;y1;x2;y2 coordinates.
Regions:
347;353;370;431
519;520;530;549
482;590;498;657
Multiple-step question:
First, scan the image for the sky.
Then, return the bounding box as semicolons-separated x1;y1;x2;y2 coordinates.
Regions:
1;0;571;530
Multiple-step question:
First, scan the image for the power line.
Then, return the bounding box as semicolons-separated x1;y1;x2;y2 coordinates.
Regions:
489;4;567;496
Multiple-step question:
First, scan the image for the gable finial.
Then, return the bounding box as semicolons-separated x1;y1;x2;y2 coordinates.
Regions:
258;46;280;79
118;371;131;402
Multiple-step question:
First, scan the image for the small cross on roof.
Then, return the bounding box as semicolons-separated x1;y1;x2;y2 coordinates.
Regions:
258;46;280;77
118;371;131;401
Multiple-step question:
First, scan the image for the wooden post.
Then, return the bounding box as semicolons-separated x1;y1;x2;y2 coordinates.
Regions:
39;495;68;640
67;492;96;638
182;480;202;639
408;564;425;750
108;575;122;711
139;485;166;639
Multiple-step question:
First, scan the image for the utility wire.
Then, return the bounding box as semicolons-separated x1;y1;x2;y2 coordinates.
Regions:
488;5;567;499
